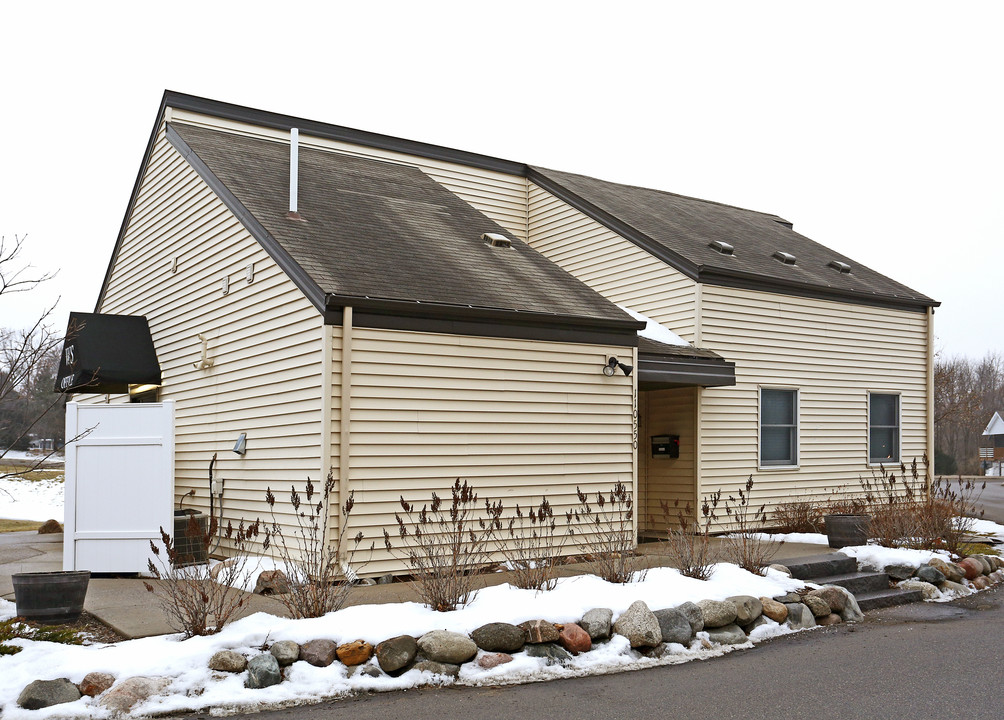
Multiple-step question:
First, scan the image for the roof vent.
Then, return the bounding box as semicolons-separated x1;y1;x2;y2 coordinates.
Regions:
709;240;734;256
773;251;797;265
828;260;852;274
482;233;512;249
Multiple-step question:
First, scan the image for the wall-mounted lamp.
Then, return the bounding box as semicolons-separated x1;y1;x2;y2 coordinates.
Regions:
233;433;247;456
603;356;633;377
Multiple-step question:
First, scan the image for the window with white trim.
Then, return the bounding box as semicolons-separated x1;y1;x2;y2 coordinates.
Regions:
760;388;798;467
869;393;900;463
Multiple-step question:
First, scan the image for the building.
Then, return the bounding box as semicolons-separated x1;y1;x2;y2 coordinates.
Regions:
59;92;937;572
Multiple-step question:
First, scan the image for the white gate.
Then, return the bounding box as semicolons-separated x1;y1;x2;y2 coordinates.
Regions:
63;400;175;572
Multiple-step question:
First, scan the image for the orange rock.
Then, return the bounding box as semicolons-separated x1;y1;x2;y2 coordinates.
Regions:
557;622;591;655
336;640;374;666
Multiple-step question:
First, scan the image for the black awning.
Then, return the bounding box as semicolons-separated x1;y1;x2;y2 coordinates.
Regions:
637;337;736;389
54;312;162;394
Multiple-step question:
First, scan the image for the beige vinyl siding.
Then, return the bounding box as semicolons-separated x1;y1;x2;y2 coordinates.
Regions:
638;387;697;534
81;125;327;542
697;285;930;514
168;109;529;240
526;183;698;342
342;327;636;575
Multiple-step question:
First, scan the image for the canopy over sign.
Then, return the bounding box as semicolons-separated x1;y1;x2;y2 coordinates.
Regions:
54;312;162;394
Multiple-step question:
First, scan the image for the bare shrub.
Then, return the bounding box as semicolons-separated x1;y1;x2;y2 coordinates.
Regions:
722;475;782;574
383;478;502;612
571;481;641;584
661;490;721;581
497;497;572;592
144;514;262;637
264;471;371;619
928;473;985;556
772;496;825;534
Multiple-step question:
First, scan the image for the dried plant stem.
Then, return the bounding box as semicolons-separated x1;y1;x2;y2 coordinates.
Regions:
497;497;572;591
571;481;641;584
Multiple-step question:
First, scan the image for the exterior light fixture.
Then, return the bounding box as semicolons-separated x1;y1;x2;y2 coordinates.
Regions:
233;433;247;456
603;356;633;377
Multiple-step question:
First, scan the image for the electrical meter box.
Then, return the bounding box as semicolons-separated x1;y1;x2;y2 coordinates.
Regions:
651;435;680;458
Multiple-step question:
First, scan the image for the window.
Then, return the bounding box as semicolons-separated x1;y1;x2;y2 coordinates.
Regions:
869;393;900;463
760;388;798;467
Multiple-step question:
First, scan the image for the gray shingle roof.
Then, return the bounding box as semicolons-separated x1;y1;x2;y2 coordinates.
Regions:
171;124;638;326
532;167;937;309
637;337;724;361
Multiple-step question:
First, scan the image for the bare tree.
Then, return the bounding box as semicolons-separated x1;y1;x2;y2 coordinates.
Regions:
0;234;89;495
935;351;1004;474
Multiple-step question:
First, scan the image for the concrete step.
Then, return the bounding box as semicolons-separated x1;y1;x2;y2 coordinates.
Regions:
783;553;857;580
854;587;925;611
809;570;891;595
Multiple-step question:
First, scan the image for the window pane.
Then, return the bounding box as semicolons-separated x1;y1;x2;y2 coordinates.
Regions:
870;394;897;427
870;427;899;463
762;389;795;425
762;427;795;464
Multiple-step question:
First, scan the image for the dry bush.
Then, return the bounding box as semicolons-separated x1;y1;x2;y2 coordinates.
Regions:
571;481;641;584
661;490;721;581
772;497;826;533
859;462;920;547
264;472;372;619
384;478;502;612
145;514;261;637
497;497;572;592
928;473;986;556
722;475;782;574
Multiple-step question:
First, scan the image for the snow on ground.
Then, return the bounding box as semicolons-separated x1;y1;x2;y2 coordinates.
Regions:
0;564;804;719
739;531;829;545
0;450;64;465
965;518;1004;541
0;476;64;523
839;545;949;571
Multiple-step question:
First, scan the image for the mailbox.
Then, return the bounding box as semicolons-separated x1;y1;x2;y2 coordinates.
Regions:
651;435;680;458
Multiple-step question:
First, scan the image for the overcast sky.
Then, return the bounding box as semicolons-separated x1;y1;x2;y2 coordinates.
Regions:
2;1;1001;359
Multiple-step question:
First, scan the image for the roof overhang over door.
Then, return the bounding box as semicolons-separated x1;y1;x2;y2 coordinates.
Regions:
638;355;736;390
54;312;162;394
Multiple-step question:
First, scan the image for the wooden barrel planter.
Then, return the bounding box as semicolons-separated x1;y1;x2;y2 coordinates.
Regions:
12;570;90;624
824;514;871;548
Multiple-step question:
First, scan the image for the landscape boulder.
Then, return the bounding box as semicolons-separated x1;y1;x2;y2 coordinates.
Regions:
653;608;694;645
78;672;115;697
928;557;964;584
727;595;762;625
254;570;290;595
612;600;662;648
17;679;81;710
696;599;737;629
557;622;592;655
471;622;525;652
519;619;560;644
759;597;788;624
99;676;171;714
705;624;747;646
525;642;572;665
803;595;831;618
337;640;374;666
817;614;842;626
208;650;247;673
900;579;940;599
807;586;845;613
675;601;704;634
958;557;983;581
914;565;946;586
412;660;461;678
476;652;514;669
376;635;418;674
246;654;282;689
270;640;300;666
417;630;477;664
784;603;817;630
299;639;338;667
579;608;613;640
883;563;916;581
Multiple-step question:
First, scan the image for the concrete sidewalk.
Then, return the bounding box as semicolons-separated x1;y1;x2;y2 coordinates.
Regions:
0;530;831;640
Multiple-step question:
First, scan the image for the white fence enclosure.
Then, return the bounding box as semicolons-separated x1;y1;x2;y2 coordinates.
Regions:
63;401;175;572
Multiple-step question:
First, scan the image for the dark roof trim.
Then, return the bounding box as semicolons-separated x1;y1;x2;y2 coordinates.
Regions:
698;266;938;313
332;309;638;347
165;123;329;313
638;356;737;389
530;168;939;313
527;167;702;280
164;91;527;177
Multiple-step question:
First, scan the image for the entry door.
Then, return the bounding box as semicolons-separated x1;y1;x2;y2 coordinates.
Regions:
63;401;175;572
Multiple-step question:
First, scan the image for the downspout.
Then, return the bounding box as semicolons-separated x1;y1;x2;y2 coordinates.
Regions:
693;284;703;506
338;306;353;563
631;344;639;543
926;306;935;492
321;322;334;515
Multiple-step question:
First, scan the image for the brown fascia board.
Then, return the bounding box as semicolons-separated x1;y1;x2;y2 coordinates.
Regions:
161;120;643;346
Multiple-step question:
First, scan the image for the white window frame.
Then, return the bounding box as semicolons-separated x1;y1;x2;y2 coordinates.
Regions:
867;391;901;465
758;386;800;470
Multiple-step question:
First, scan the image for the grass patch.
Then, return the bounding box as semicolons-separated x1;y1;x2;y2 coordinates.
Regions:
0;519;44;533
957;542;1000;557
1;618;84;656
0;463;63;482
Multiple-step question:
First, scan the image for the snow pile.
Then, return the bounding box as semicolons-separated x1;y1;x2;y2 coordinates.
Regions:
0;564;804;718
0;476;64;523
838;545;949;572
616;304;688;347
